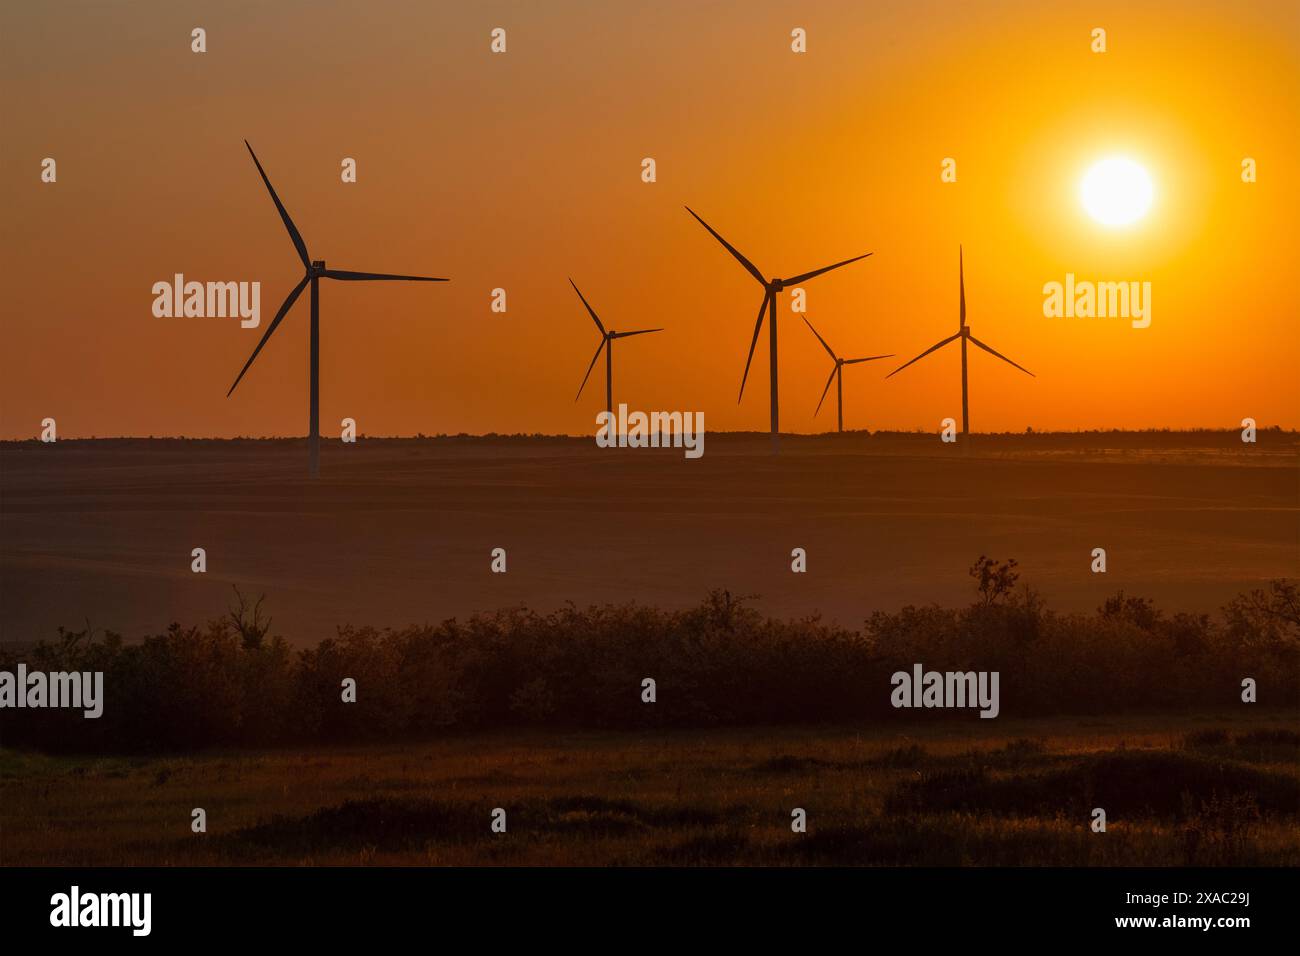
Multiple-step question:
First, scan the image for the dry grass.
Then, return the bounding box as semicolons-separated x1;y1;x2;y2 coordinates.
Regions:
4;712;1297;866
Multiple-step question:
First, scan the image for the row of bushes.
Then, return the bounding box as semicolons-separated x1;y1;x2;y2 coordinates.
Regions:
3;565;1297;753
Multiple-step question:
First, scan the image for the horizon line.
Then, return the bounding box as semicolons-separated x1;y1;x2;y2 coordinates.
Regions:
2;425;1295;444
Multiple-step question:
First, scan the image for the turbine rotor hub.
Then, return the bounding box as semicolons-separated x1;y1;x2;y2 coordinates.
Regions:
311;259;327;275
770;278;784;292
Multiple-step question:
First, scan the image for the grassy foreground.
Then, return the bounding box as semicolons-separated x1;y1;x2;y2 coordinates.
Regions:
4;712;1297;866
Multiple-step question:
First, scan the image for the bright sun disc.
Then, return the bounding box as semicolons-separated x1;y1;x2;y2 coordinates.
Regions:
1080;157;1153;227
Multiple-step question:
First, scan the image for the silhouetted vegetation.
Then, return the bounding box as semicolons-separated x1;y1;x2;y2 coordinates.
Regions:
3;564;1296;754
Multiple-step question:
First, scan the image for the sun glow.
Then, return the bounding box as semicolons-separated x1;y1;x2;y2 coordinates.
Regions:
1080;157;1154;227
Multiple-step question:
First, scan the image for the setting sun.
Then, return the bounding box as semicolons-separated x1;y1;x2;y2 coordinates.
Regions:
1080;156;1155;227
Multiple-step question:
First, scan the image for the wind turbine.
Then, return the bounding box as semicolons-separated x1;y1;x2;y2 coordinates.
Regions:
227;141;447;478
571;278;662;420
886;246;1033;434
802;317;893;433
685;207;872;452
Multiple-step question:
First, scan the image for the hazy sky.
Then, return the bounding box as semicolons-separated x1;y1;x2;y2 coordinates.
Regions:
2;0;1296;438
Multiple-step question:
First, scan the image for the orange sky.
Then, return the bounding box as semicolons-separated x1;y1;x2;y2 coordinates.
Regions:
2;0;1297;438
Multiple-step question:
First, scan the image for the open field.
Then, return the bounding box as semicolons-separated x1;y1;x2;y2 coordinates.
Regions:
4;713;1298;866
4;433;1295;868
2;431;1295;645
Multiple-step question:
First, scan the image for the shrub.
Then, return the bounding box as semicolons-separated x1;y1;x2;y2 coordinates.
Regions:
2;575;1296;754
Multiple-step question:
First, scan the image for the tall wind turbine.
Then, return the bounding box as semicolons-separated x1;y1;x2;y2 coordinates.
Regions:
571;278;662;420
685;207;872;452
228;141;447;478
886;246;1033;434
802;317;893;433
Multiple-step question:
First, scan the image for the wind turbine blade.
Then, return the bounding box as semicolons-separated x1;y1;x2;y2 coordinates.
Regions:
959;245;966;329
885;333;959;378
684;206;766;285
802;316;837;360
737;290;771;402
575;339;606;401
967;335;1034;377
814;365;837;416
322;269;446;282
611;328;663;339
568;278;605;335
843;354;895;364
226;275;310;396
245;141;310;269
782;252;873;286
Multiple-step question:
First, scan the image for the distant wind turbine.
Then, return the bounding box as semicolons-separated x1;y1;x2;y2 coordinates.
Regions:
886;246;1033;434
227;141;447;478
802;317;893;433
571;278;662;419
685;206;872;452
